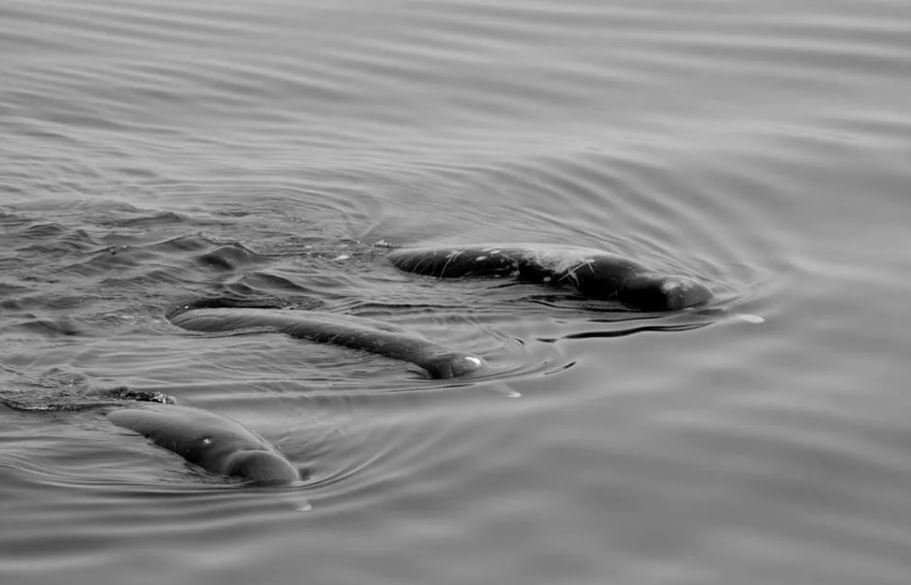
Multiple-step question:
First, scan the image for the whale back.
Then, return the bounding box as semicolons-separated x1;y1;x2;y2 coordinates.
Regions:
109;405;301;485
387;246;519;277
389;244;712;311
170;307;484;379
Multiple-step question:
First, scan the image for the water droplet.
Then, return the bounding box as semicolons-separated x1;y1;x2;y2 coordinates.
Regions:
735;313;765;324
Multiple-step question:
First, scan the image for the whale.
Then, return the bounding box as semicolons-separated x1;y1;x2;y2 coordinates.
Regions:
387;244;712;311
168;307;483;379
108;404;302;485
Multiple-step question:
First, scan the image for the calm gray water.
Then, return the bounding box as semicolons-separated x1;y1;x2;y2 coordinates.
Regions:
2;0;911;583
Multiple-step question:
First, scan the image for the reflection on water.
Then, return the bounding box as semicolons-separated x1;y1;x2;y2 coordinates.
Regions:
3;0;911;583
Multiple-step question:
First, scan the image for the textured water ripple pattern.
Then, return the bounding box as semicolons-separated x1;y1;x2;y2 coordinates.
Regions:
3;0;911;584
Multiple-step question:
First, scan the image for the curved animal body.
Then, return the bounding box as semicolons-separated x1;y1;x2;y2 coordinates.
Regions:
108;404;301;485
388;244;712;311
169;308;483;379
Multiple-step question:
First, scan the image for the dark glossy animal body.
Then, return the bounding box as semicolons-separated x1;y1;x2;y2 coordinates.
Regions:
388;244;712;311
169;308;483;379
108;404;301;485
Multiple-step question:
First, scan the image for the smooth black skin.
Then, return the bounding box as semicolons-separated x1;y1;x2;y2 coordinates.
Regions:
387;245;712;311
108;404;301;485
169;308;483;379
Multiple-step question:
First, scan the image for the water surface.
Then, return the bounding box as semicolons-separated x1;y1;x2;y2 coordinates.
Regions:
2;1;911;584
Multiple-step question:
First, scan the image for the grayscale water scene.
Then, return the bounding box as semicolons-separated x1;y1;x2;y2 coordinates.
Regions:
2;0;911;583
